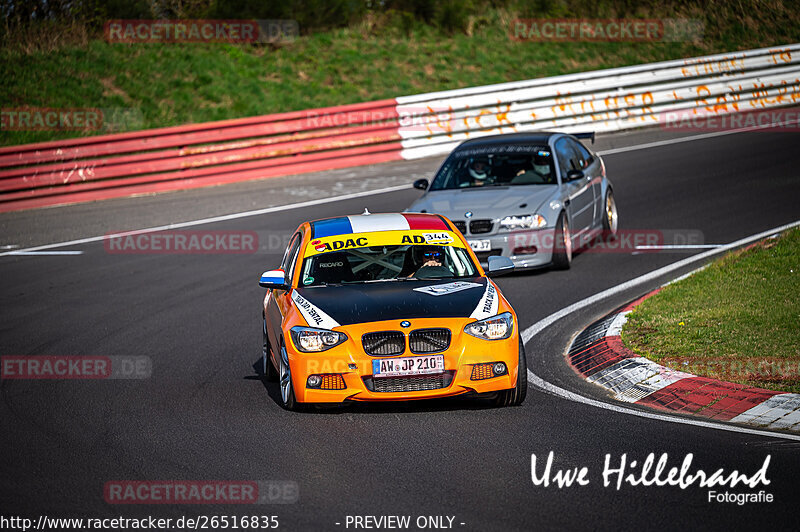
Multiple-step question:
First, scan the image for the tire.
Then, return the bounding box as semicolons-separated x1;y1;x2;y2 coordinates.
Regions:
494;336;528;407
602;189;619;240
551;212;572;270
278;342;301;411
262;318;278;382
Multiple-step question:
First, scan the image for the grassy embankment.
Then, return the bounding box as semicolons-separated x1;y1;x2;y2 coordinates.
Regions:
2;1;800;146
622;229;800;393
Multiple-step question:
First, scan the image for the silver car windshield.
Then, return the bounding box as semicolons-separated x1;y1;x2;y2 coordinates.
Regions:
430;147;556;191
300;245;479;286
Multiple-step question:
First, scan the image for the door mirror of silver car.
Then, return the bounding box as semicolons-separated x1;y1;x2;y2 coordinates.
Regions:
413;178;429;190
259;269;289;290
487;256;515;276
566;169;584;181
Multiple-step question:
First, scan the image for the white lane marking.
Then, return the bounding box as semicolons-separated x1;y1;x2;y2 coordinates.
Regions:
523;219;800;442
663;264;708;285
634;244;724;250
0;184;413;257
527;370;800;442
8;251;84;256
596;117;800;156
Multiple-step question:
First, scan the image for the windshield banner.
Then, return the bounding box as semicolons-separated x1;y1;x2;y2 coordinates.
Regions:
305;230;465;257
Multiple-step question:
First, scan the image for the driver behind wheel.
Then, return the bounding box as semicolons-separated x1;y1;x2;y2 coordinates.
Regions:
460;158;493;187
410;246;451;278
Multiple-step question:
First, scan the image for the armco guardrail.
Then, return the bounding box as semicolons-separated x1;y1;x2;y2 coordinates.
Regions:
1;44;799;212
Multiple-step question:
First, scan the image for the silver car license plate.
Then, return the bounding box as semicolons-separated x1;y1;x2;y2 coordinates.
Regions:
468;239;491;252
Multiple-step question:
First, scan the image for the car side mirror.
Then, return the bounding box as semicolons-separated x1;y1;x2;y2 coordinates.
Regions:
259;269;289;289
566;169;584;181
487;256;515;276
413;178;429;190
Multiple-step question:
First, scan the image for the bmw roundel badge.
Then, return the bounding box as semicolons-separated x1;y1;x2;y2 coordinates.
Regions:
400;321;411;328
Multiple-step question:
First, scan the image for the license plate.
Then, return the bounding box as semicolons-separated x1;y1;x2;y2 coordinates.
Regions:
372;355;445;377
468;239;491;252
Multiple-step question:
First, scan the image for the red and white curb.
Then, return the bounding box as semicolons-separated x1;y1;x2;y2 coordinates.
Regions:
568;289;800;432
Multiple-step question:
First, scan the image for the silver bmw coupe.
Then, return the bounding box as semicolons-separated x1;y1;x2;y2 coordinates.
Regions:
406;132;618;270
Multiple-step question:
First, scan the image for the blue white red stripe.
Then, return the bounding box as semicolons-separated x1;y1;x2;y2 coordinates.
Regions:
312;213;448;238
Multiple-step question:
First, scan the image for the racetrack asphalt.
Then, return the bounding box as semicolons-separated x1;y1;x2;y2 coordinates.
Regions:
1;126;799;531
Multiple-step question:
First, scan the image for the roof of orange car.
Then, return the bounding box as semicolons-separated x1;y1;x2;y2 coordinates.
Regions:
309;213;451;239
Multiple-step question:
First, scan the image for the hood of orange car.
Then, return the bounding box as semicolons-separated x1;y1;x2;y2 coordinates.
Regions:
293;277;490;326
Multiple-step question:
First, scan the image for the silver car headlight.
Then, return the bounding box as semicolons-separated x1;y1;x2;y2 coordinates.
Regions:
499;214;546;231
290;326;347;352
464;312;513;340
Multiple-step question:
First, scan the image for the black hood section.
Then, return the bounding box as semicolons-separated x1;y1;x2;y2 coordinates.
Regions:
294;277;487;326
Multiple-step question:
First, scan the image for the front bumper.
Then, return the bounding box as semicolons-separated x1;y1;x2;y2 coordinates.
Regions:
285;317;520;403
466;228;557;269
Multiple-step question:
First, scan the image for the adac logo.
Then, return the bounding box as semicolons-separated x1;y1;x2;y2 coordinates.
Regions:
401;235;428;244
312;236;368;253
401;233;454;245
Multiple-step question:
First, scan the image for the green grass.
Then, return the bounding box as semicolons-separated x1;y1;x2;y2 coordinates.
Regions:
2;2;800;146
622;229;800;393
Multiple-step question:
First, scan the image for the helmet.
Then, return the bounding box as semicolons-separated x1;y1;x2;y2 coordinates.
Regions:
468;159;489;180
532;153;551;175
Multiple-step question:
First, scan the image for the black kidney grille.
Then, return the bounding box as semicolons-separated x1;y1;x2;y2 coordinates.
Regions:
469;219;494;234
362;331;405;356
452;220;467;234
409;328;451;354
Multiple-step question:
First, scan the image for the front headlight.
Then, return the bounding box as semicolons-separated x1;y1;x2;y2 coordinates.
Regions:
464;312;513;340
499;214;547;231
290;326;347;352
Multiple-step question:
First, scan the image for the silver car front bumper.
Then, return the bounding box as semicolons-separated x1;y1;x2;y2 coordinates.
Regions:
466;228;557;270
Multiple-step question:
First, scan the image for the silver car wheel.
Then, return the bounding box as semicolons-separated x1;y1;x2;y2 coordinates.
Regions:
606;193;618;233
279;346;292;405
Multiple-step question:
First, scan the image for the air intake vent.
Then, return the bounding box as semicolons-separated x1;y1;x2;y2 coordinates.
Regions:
364;371;455;393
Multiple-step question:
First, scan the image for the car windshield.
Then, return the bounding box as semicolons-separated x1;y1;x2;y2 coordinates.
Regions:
429;145;556;190
299;244;479;286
